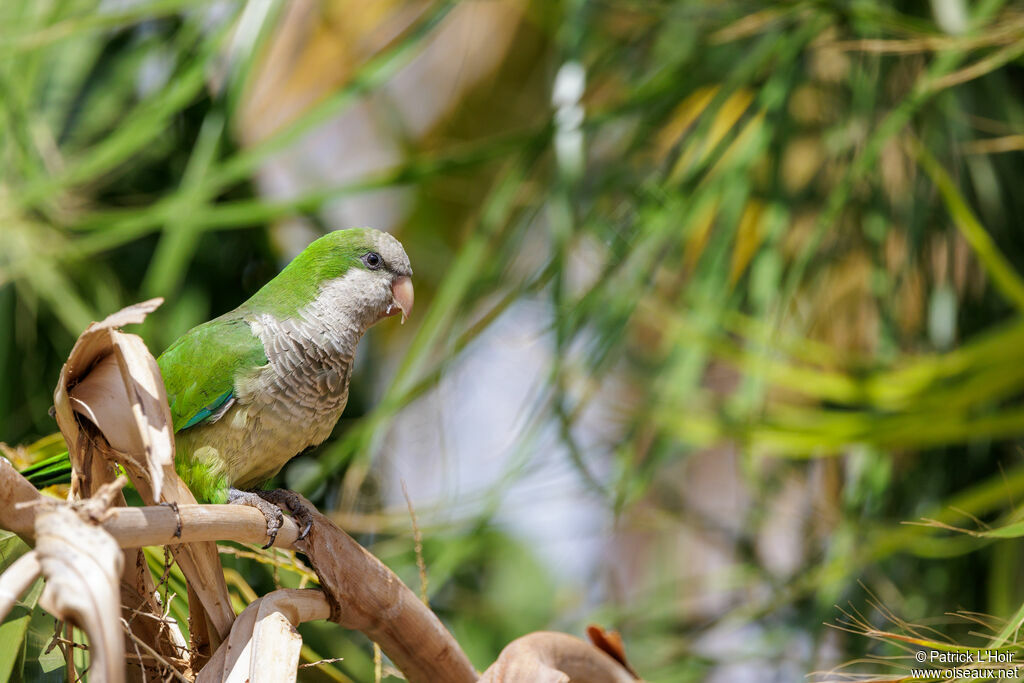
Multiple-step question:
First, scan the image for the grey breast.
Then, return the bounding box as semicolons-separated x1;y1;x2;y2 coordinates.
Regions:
256;314;355;424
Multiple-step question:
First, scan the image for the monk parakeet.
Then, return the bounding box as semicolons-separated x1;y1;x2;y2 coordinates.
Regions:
25;227;413;547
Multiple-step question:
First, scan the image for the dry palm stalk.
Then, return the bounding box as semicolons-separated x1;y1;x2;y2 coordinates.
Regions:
0;476;477;682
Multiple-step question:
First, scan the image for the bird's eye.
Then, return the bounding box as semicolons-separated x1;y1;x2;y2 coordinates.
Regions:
363;252;383;270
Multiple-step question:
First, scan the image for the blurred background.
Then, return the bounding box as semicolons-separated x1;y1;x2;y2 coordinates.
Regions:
3;0;1024;681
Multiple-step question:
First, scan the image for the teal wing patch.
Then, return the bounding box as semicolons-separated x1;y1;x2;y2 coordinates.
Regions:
179;389;234;430
156;313;268;433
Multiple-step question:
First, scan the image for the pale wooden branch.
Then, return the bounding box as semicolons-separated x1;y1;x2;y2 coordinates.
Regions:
0;464;300;553
107;501;477;682
0;551;41;622
107;500;477;683
479;632;638;683
13;430;186;681
103;504;300;548
0;453;197;681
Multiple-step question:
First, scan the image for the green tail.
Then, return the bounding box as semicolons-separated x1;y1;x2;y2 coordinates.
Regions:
16;435;144;501
20;451;73;488
10;433;73;488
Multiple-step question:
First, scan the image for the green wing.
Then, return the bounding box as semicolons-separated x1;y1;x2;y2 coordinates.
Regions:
157;313;268;432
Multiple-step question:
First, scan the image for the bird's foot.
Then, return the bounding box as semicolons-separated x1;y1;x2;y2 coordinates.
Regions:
228;488;284;548
253;489;315;542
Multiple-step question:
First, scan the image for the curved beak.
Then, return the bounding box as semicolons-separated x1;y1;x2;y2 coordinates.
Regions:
389;275;414;324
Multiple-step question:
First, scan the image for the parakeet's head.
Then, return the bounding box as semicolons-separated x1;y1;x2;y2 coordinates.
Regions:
346;227;414;325
248;227;414;328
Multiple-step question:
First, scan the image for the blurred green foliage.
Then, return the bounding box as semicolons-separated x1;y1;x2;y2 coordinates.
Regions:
3;0;1024;680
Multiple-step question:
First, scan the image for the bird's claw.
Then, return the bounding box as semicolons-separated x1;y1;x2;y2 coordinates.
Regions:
253;489;316;542
290;506;313;541
228;488;284;548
